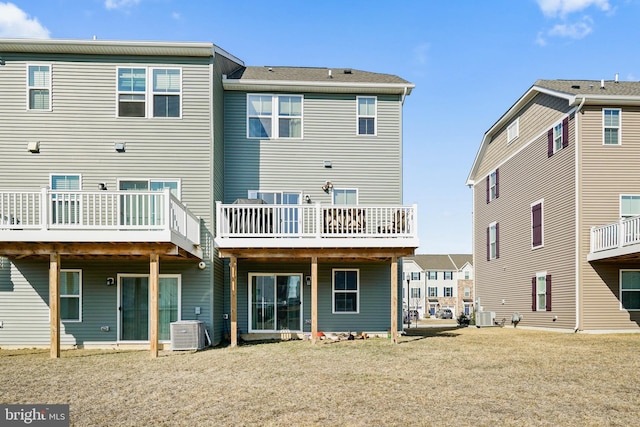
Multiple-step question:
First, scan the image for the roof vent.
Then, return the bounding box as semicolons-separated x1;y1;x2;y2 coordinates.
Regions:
344;69;352;74
268;67;273;72
601;79;605;89
571;85;580;89
615;73;619;83
328;69;332;78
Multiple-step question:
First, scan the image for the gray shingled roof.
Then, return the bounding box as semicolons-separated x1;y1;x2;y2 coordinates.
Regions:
405;254;472;271
228;66;412;85
535;79;640;97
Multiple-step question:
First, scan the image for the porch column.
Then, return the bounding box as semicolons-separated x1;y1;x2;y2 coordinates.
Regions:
311;256;318;344
49;252;60;358
149;253;159;358
390;256;398;344
230;256;238;348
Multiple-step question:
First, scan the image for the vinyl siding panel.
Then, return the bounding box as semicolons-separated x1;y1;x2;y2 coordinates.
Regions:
579;105;640;330
474;109;576;329
223;92;403;204
476;93;572;180
0;53;217;345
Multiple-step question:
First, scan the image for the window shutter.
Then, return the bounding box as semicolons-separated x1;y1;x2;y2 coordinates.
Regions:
532;203;542;247
486;227;490;261
532;277;536;311
562;117;569;148
495;168;499;199
486;176;490;204
546;274;552;311
495;222;500;259
547;128;554;157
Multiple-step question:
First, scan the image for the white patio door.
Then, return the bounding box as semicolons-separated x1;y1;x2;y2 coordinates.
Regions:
249;191;300;234
249;274;302;332
119;275;180;341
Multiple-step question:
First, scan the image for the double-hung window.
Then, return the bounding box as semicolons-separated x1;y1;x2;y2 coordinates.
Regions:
531;200;544;248
428;287;437;297
548;117;569;156
247;94;302;138
427;271;437;280
119;179;179;226
60;270;81;322
553;123;563;152
620;195;640;218
410;272;420;281
443;271;453;280
487;222;499;260
603;108;621;145
410;288;421;299
620;270;640;310
444;287;453;297
533;272;551;311
333;188;358;205
486;169;499;203
152;68;181;117
357;96;376;135
333;269;359;313
27;64;51;110
118;67;181;118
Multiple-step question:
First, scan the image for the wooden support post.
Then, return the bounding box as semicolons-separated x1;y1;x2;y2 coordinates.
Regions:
49;252;61;358
230;256;238;348
391;256;398;344
149;253;159;358
311;256;318;344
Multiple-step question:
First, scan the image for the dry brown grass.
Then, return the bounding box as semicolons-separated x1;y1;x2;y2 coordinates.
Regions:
1;327;639;426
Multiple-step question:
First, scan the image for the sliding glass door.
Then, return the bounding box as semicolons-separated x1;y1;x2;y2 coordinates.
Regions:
250;274;302;332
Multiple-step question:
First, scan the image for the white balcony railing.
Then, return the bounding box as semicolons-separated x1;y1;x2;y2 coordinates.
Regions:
590;216;640;253
0;188;200;246
216;202;417;240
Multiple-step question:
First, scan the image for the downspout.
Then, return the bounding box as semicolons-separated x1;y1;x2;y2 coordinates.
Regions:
574;96;586;333
401;86;408;105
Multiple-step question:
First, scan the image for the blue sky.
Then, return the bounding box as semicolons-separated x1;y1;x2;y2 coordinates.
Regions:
0;0;636;254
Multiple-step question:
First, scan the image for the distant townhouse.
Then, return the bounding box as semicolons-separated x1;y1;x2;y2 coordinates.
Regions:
0;38;418;357
402;254;473;318
467;78;640;331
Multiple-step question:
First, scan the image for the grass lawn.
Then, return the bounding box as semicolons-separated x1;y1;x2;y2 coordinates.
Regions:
1;327;639;426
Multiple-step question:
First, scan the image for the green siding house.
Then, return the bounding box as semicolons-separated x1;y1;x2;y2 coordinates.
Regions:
0;38;418;356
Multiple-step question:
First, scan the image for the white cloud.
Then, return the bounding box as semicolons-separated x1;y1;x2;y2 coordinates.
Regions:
548;16;593;39
0;2;49;38
105;0;140;10
172;12;181;20
537;0;610;17
412;43;429;66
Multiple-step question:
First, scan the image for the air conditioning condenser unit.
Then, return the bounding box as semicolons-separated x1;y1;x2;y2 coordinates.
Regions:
170;320;206;351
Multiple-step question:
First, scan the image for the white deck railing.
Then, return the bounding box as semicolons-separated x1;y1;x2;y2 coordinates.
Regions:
216;202;417;239
590;216;640;253
0;189;200;245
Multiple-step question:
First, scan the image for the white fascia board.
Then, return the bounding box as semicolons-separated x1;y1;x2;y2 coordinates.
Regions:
569;93;640;106
222;78;415;95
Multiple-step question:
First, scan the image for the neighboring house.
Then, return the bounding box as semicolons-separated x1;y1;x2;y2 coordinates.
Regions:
467;78;640;332
0;38;418;357
402;254;473;318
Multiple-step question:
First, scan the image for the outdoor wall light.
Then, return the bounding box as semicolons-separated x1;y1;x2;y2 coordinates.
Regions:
322;181;333;193
305;195;311;203
98;183;107;191
114;142;126;152
305;276;311;286
106;277;115;286
323;160;332;168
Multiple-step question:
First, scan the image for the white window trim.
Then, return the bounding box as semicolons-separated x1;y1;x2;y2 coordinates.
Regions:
26;63;52;111
602;108;621;145
356;96;377;136
428;287;437;297
50;173;82;189
247;190;302;204
619;269;640;311
332;268;360;314
444;287;453;297
531;199;544;249
116;273;182;343
332;188;359;205
246;93;304;139
553;122;563;153
535;271;547;311
60;269;82;323
507;117;519;143
489;221;497;260
116;67;183;119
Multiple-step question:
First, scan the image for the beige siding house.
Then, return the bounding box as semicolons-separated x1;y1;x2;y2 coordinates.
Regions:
467;79;640;331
